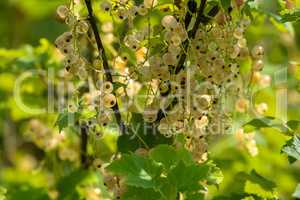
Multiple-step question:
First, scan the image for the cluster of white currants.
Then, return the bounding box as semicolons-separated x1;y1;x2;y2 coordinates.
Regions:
55;5;90;80
101;0;158;23
54;0;267;165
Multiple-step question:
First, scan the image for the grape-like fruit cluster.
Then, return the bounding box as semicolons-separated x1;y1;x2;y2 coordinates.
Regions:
54;0;267;198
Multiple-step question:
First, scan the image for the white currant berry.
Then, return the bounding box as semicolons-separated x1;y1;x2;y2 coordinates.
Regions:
93;158;103;169
159;81;169;93
144;0;158;8
103;175;117;189
77;67;88;80
138;4;148;16
237;38;247;48
143;107;158;122
194;95;211;111
101;22;113;33
252;59;264;71
76;20;89;34
129;6;139;17
170;34;182;46
65;14;77;27
235;0;245;7
102;81;114;93
233;27;244;39
126;81;142;97
259;74;271;87
56;5;69;20
194;115;209;129
117;8;128;20
95;131;103;139
97;113;110;127
251;45;264;59
163;52;177;66
235;98;249;113
124;35;139;50
103;93;116;108
161;15;178;29
55;32;73;48
101;1;112;11
151;66;170;80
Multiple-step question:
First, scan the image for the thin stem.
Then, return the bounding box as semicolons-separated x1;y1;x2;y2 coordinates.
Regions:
84;0;126;135
175;0;207;74
80;125;88;169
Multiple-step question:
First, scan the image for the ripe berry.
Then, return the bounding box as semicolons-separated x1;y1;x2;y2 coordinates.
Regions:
101;1;112;11
251;45;264;59
103;93;116;108
103;81;113;94
56;5;69;20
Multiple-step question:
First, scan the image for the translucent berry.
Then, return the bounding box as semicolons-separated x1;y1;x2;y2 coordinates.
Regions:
255;102;268;115
103;93;116;108
138;4;148;16
143;107;158;123
161;15;178;29
93;158;103;169
144;0;158;9
237;38;247;48
194;115;209;129
76;20;89;34
103;81;114;93
117;9;128;20
101;1;112;11
233;27;244;39
163;52;177;66
235;98;249;113
95;131;103;139
56;5;69;20
251;45;264;59
252;59;264;71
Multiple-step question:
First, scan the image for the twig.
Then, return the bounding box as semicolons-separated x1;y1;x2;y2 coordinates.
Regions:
84;0;126;135
175;0;208;74
80;125;89;168
184;0;197;28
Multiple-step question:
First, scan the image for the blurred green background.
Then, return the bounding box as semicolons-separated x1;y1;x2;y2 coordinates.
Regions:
1;0;300;199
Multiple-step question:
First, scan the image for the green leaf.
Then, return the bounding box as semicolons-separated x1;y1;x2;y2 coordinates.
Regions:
281;135;300;163
280;10;300;23
241;0;257;20
207;162;223;186
293;184;300;198
117;113;172;153
149;145;178;169
55;110;80;132
185;192;205;200
6;184;50;200
168;161;209;192
158;179;178;200
212;194;254;200
107;154;162;188
56;169;89;200
0;187;6;200
247;170;277;191
243;117;275;130
220;0;231;10
243;117;293;136
286;120;300;132
122;186;160;200
234;170;278;199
